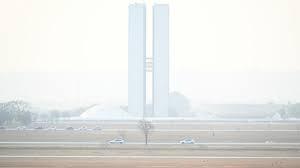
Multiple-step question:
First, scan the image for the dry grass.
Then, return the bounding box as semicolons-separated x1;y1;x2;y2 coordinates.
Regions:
1;158;300;168
1;122;300;167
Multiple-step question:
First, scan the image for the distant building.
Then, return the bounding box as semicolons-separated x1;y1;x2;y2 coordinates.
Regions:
153;4;169;117
128;3;169;118
128;3;146;117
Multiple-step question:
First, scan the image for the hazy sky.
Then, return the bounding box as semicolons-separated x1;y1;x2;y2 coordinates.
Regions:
0;0;300;107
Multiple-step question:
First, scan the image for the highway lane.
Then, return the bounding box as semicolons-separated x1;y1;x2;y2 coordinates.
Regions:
3;128;300;132
1;141;300;151
1;130;300;143
1;141;300;145
1;156;300;158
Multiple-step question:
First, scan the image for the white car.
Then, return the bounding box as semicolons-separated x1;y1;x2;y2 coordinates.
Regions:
179;138;195;144
16;126;26;130
47;126;56;131
93;126;102;131
77;126;88;131
265;140;274;144
109;138;125;144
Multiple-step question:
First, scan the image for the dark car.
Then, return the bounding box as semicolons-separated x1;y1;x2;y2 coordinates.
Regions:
34;126;43;130
65;126;74;130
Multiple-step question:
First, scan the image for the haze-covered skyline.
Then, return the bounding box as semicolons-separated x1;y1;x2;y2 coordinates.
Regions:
1;0;300;107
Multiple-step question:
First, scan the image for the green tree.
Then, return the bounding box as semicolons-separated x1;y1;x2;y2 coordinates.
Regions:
50;110;60;123
0;100;33;126
168;92;192;117
13;101;32;125
0;103;10;125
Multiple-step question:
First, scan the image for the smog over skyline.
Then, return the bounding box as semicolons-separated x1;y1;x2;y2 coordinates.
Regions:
1;1;300;168
1;0;300;108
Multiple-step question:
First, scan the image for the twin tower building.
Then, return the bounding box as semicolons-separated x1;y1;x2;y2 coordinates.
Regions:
128;3;169;118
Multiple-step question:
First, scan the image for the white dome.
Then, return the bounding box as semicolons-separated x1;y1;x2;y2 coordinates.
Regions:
80;104;132;120
271;113;283;120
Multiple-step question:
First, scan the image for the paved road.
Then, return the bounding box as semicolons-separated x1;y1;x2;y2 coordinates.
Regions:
1;141;300;145
4;128;300;132
1;156;300;158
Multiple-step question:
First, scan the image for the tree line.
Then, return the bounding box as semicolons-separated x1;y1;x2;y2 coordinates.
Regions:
0;100;34;126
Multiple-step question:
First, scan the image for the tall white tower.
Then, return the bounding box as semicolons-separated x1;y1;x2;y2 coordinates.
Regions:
128;3;146;117
153;4;169;117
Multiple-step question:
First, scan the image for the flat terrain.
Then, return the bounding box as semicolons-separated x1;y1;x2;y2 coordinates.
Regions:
2;121;300;143
1;146;300;156
31;120;300;130
0;121;300;167
1;157;300;168
1;130;300;143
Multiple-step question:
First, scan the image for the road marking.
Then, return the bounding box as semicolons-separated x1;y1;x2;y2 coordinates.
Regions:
0;156;300;159
106;129;300;132
1;142;300;145
3;129;300;132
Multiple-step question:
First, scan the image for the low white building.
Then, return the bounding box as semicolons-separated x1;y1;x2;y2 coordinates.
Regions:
80;104;134;120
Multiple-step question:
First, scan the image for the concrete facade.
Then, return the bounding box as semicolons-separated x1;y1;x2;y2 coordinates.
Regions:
128;3;146;117
152;4;169;117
